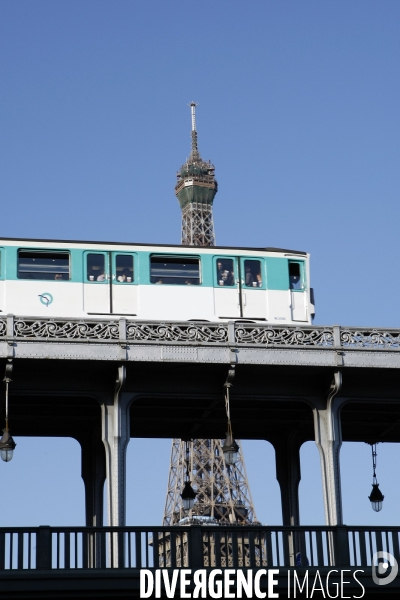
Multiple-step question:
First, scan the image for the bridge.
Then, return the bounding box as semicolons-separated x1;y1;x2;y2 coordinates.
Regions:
1;315;400;597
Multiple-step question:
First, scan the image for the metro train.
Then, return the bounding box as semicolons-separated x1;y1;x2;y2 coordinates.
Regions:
0;237;315;323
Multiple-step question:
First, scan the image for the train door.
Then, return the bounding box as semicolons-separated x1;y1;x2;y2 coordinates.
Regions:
289;260;307;321
84;252;111;314
240;257;267;319
111;252;138;314
213;256;241;318
84;251;138;315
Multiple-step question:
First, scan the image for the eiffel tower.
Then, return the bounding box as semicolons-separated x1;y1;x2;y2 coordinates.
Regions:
163;103;257;527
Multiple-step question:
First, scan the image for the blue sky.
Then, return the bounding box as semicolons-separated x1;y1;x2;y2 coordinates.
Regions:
1;1;400;528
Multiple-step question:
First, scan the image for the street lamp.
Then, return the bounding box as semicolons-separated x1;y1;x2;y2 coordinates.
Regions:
222;431;239;466
181;440;196;511
368;443;384;512
222;366;239;465
181;480;196;511
0;362;16;462
0;429;16;462
369;484;384;513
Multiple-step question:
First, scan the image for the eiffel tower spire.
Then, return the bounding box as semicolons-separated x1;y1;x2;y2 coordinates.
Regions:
175;102;217;246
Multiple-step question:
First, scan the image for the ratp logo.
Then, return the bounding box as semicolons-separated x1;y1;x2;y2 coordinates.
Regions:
38;293;53;307
372;551;398;586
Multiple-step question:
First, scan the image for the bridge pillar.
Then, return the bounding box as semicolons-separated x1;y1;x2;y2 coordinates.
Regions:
101;367;131;529
272;433;301;527
79;428;106;527
272;433;302;566
101;367;131;569
312;372;344;529
78;428;106;568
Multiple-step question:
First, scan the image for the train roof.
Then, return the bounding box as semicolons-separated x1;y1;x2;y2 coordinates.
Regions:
0;236;308;256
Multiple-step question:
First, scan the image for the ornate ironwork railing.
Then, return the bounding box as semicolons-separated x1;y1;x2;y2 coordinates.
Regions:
0;525;396;570
13;318;120;341
1;315;400;350
234;324;335;347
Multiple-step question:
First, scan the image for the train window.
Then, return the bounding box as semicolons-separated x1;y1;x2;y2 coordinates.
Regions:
216;259;235;286
244;260;262;287
116;255;133;283
18;250;70;280
150;256;200;285
289;262;302;290
87;254;105;281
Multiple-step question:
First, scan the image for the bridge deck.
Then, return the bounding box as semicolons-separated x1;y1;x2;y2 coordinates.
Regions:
1;315;400;368
1;316;400;442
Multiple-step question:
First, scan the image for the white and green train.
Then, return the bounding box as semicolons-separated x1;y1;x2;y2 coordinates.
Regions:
0;238;315;323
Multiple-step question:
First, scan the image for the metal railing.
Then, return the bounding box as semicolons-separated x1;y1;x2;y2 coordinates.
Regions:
347;526;400;567
1;315;400;351
0;525;396;571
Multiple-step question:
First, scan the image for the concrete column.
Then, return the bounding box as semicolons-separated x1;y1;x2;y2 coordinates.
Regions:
313;371;343;527
272;434;302;527
101;366;131;529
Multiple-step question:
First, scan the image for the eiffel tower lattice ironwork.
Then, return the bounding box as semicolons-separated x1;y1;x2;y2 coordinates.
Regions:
162;437;257;526
163;104;257;529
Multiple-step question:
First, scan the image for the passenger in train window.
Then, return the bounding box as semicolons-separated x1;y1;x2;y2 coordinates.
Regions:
217;260;234;286
244;260;261;288
225;270;234;286
87;254;105;282
54;273;63;280
118;268;132;283
155;279;163;284
245;265;255;287
290;276;301;289
244;262;255;286
289;263;302;290
217;262;224;285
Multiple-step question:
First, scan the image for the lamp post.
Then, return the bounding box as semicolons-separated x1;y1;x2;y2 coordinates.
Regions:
181;440;196;511
368;443;384;512
222;366;239;465
222;431;239;466
0;362;16;462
